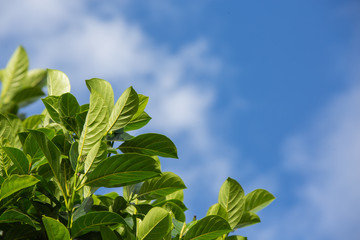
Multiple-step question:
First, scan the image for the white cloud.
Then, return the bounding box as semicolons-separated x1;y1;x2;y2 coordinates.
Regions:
0;0;234;213
279;84;360;239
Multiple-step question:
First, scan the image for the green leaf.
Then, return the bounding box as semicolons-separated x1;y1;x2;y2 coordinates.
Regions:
78;80;111;156
106;86;138;134
69;141;79;171
0;209;39;229
85;153;161;188
24;68;47;88
218;177;245;229
72;197;94;222
119;133;178;158
42;216;70;240
42;96;61;123
138;172;186;200
235;212;260;229
22;114;44;129
71;211;126;237
207;203;228;221
131;94;149;120
2;147;29;174
225;236;247;240
12;87;44;107
166;189;184;201
23;134;43;161
112;196;127;213
100;226;119;240
47;69;70;96
58;92;80;132
138;207;172;240
244;189;275;213
0;46;28;105
106;128;133;141
162;201;186;222
85;78;114;114
29;130;66;197
0;174;39;200
124;111;151;131
184;215;232;240
0;69;4;82
0;113;12;141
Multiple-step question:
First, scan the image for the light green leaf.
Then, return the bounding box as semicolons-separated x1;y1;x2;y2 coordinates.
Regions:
47;69;70;96
85;153;161;188
0;69;4;82
124;111;151;131
0;209;39;229
138;172;186;200
131;94;149;120
162;201;186;222
22;114;44;129
166;189;184;201
2;147;29;174
12;87;44;107
184;215;232;240
24;68;47;88
119;133;178;158
207;203;228;221
244;189;275;213
71;211;126;237
106;86;138;134
85;78;114;114
218;177;245;229
0;113;12;141
235;212;260;229
0;46;28;104
100;225;118;240
138;207;172;240
42;216;70;240
84;140;107;175
78;80;110;156
0;174;39;200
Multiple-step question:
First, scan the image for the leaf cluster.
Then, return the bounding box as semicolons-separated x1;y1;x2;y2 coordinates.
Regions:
0;46;275;239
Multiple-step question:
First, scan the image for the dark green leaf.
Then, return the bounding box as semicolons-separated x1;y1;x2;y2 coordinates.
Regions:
112;196;127;213
0;209;39;229
71;211;126;237
59;92;80;133
100;225;119;240
226;236;247;240
85;153;161;188
119;133;178;158
138;172;186;200
124;112;151;132
106;128;133;141
42;216;70;240
184;215;232;240
42;96;61;123
137;207;172;240
73;197;94;222
69;141;79;171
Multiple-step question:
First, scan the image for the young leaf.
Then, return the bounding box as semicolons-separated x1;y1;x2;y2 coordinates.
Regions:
119;133;178;158
71;211;126;237
138;172;186;200
184;215;232;240
85;78;114;114
47;69;70;96
0;174;39;200
218;177;245;229
106;86;138;134
244;189;275;213
85;153;161;188
78;80;110;156
206;203;228;221
137;207;173;240
0;46;28;105
2;147;29;174
42;216;70;240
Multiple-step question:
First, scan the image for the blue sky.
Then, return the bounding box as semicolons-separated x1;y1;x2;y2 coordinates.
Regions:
1;1;360;239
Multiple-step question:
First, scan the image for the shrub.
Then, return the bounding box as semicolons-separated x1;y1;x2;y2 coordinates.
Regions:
0;46;275;239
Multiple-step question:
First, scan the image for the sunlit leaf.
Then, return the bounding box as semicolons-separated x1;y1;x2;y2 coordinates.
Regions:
244;189;275;213
42;216;70;240
124;111;151;131
0;174;39;200
138;207;172;240
119;133;178;158
2;147;29;174
207;203;228;221
47;69;70;96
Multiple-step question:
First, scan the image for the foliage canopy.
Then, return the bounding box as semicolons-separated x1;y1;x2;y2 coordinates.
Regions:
0;46;275;239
